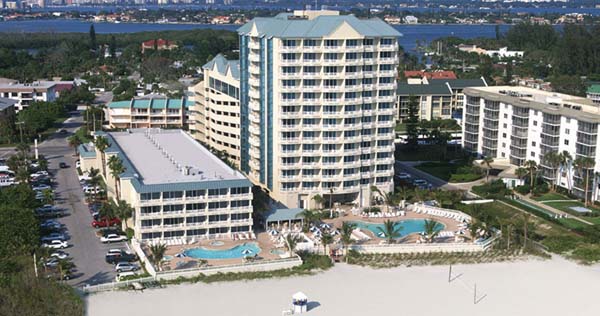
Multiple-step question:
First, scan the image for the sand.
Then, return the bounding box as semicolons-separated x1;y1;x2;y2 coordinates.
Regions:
87;257;600;316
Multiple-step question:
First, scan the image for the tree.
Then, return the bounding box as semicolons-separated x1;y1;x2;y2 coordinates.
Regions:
284;234;302;258
57;259;75;281
559;150;573;193
41;189;54;205
543;151;561;191
405;95;420;149
550;75;586;97
149;243;167;271
423;218;442;243
107;155;125;200
37;156;48;171
320;230;334;256
504;60;513;85
87;167;101;203
377;219;402;244
524;160;538;189
573;156;595;206
89;24;97;51
0;203;39;258
515;167;528;182
521;213;532;248
339;222;356;262
115;200;133;231
370;186;396;213
109;35;116;59
311;194;324;210
98;200;117;227
480;156;494;182
94;136;109;178
68;136;81;156
297;209;320;231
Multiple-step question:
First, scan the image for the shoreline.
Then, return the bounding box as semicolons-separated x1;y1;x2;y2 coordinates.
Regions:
87;256;600;316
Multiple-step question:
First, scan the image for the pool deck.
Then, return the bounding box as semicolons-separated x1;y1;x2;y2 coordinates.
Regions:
321;209;464;245
145;234;287;271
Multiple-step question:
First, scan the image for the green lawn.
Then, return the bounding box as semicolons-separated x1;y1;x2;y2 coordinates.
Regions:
415;161;482;183
395;145;464;162
533;192;571;202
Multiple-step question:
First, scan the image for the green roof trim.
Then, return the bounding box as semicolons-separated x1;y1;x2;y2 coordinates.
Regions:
78;143;96;158
588;85;600;94
264;208;304;223
107;98;192;109
429;78;488;89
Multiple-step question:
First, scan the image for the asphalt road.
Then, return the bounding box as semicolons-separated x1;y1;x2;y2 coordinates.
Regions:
38;112;128;286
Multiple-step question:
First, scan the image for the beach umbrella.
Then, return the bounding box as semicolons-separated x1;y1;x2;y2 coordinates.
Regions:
320;223;331;229
378;232;385;238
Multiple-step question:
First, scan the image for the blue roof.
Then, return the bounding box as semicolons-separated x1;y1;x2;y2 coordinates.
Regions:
203;54;240;80
107;98;191;109
264;208;304;223
238;13;401;38
78;143;96;158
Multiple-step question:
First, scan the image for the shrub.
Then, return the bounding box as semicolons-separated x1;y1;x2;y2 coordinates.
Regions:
571;244;600;264
514;184;531;195
542;235;581;254
532;182;549;196
472;180;510;198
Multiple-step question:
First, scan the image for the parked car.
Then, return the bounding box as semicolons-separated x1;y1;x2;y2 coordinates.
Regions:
115;271;138;282
83;186;103;194
44;258;61;267
115;262;139;273
31;170;49;177
44;268;72;281
59;162;68;168
92;217;121;228
396;172;412;180
105;250;138;264
101;234;127;243
58;129;68;134
40;219;62;231
36;205;59;214
41;232;66;242
42;240;68;249
75;161;81;168
50;251;69;260
32;184;51;191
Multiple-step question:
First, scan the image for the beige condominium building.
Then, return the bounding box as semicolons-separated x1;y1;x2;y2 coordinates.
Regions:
0;81;58;112
79;129;253;241
237;10;400;209
189;54;241;166
106;97;192;129
463;86;600;202
396;77;487;122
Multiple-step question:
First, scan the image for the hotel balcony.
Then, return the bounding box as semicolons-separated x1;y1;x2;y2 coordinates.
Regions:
248;41;260;50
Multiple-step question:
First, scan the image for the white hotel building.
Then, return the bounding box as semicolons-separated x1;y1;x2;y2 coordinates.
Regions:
462;86;600;201
237;10;401;209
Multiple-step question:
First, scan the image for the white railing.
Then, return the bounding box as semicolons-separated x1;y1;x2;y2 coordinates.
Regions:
349;237;498;254
131;238;157;276
82;276;156;293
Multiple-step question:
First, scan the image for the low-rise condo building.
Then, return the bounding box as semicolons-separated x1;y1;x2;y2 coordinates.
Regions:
80;129;253;241
462;86;600;202
396;77;487;122
587;84;600;105
189;54;241;166
238;10;400;209
106;97;192;129
0;81;58;112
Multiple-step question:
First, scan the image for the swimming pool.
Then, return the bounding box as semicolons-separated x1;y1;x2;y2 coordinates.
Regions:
351;219;444;239
183;243;261;260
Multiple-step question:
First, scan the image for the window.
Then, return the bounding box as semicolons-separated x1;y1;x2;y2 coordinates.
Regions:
282;66;297;74
362;52;373;59
504;114;508;118
231;187;249;195
380;38;393;45
185;190;205;198
141;192;160;200
325;40;338;47
565;128;570;135
379;51;392;58
502;133;507;138
282;53;296;60
303;66;317;73
303;53;316;60
379;64;393;71
346;52;358;60
564;139;569;145
163;191;183;199
346;39;358;47
363;38;374;46
531;152;535;157
566;118;571;123
324;66;337;74
532;141;536;147
304;79;316;86
345;66;357;73
283;80;296;87
324;53;338;60
503;123;507;128
304;39;317;47
283;39;297;47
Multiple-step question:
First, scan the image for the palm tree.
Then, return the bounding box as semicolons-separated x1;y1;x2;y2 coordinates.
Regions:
515;167;528;183
57;259;75;281
339;222;356;262
149;243;167;271
284;234;302;257
68;136;81;156
115;199;134;230
543;151;561;191
99;200;117;227
423;218;442;243
560;150;573;193
377;219;402;244
521;213;531;248
297;209;320;231
38;156;48;171
320;230;334;256
468;219;481;242
524;160;538;189
107;155;125;200
480;156;494;182
370;186;396;213
573;156;596;206
94;136;109;178
87;167;101;203
16;143;30;158
312;194;324;210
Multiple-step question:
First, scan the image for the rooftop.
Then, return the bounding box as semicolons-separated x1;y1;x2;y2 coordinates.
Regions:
588;84;600;94
107;98;193;109
238;10;401;38
0;97;17;111
203;54;240;80
397;83;452;95
404;70;457;80
429;78;488;89
106;129;246;186
464;85;600;121
0;81;56;91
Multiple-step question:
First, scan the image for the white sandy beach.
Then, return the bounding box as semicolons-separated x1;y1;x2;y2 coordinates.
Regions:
87;257;600;316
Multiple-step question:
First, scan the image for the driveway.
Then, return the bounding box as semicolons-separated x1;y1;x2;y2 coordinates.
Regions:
395;160;486;196
39;112;127;286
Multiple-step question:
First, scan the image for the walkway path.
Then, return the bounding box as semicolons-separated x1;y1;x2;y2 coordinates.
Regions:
538;200;580;203
515;194;593;226
395;160;487;195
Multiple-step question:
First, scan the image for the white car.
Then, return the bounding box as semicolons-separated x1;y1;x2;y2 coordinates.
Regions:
75;161;81;168
83;186;103;194
50;251;69;260
32;184;51;191
42;240;68;249
32;170;49;177
115;271;137;282
115;262;139;273
101;234;127;243
396;172;412;179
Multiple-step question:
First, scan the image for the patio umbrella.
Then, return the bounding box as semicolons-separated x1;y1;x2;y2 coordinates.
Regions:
269;230;278;236
378;232;385;238
320;223;331;229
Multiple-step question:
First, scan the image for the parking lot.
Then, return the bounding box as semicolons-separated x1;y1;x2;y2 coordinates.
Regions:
38;112;130;286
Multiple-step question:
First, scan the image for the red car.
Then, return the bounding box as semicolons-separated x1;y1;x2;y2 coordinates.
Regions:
91;217;121;228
